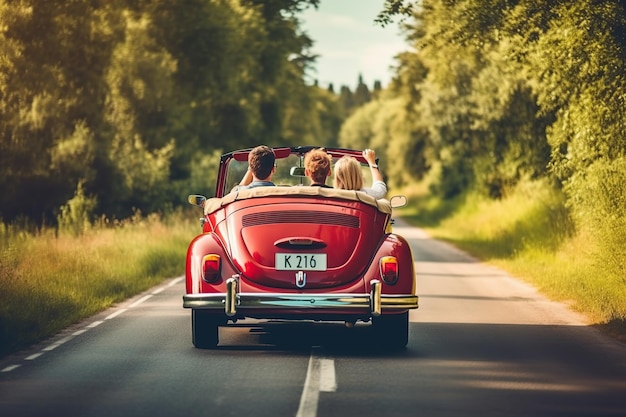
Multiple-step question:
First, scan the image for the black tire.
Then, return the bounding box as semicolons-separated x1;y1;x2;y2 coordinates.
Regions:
371;311;409;349
191;309;220;349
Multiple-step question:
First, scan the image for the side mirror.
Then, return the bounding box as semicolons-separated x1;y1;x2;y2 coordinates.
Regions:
188;194;207;207
390;195;407;208
290;166;306;177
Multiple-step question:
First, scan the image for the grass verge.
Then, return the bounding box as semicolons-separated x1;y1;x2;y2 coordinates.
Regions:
0;210;197;357
397;179;626;343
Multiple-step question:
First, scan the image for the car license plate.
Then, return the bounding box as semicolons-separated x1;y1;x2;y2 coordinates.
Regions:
276;253;327;271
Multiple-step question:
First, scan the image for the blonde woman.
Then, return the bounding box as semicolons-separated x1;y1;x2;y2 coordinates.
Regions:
333;149;387;199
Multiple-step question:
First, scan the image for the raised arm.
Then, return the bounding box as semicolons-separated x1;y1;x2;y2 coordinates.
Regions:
363;149;383;183
239;168;253;186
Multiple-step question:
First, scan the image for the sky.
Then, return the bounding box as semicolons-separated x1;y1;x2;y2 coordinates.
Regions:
299;0;409;90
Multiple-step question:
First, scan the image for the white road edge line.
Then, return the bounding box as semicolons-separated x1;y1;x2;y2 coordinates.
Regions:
129;294;153;308
105;308;128;320
42;336;73;352
1;277;185;373
168;277;184;287
296;349;336;417
25;353;44;361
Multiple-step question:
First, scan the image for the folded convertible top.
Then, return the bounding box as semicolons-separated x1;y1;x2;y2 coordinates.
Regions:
203;186;392;215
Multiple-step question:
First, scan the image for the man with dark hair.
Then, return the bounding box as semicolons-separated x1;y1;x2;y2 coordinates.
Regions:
238;145;276;188
304;148;332;188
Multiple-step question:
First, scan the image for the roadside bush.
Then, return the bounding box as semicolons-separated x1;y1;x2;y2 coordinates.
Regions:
57;182;97;236
567;157;626;274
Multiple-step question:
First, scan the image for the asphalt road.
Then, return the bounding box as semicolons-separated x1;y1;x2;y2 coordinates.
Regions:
1;219;625;417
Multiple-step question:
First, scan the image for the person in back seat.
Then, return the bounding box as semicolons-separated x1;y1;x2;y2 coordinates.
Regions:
333;148;387;199
304;148;332;188
237;145;276;189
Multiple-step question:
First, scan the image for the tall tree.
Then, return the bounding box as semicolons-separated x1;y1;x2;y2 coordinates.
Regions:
353;74;372;107
0;1;124;222
0;0;335;224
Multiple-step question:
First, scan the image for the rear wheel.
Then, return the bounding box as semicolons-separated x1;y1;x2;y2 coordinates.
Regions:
371;311;409;349
192;309;220;349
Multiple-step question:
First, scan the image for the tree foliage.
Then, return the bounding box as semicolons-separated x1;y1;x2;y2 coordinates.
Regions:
0;0;344;224
10;0;625;249
347;0;626;241
336;0;626;289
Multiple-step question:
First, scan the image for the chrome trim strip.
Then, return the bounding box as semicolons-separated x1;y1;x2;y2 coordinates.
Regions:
183;292;419;312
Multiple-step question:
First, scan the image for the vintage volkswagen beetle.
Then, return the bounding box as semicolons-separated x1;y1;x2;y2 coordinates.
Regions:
183;146;418;349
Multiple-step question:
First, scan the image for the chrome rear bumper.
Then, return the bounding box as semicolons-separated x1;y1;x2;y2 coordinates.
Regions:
183;278;419;317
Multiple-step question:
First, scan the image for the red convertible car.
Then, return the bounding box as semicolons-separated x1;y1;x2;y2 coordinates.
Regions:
183;146;419;349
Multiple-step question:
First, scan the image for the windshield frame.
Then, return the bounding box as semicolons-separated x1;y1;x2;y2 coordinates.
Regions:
215;146;372;198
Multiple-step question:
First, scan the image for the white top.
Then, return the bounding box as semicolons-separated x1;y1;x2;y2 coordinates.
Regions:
362;180;387;199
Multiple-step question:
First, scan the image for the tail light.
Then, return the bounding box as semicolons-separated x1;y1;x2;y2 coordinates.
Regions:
379;256;398;284
201;254;221;282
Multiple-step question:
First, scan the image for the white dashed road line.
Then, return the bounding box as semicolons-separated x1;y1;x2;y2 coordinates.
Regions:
105;308;128;320
319;358;337;392
25;353;44;361
129;295;153;308
296;348;337;417
1;365;20;373
0;276;184;373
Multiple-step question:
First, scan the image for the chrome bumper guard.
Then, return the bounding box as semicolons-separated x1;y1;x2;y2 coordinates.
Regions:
183;278;419;317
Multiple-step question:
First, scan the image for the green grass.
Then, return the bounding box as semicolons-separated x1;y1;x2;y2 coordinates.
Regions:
0;211;197;357
397;179;626;342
